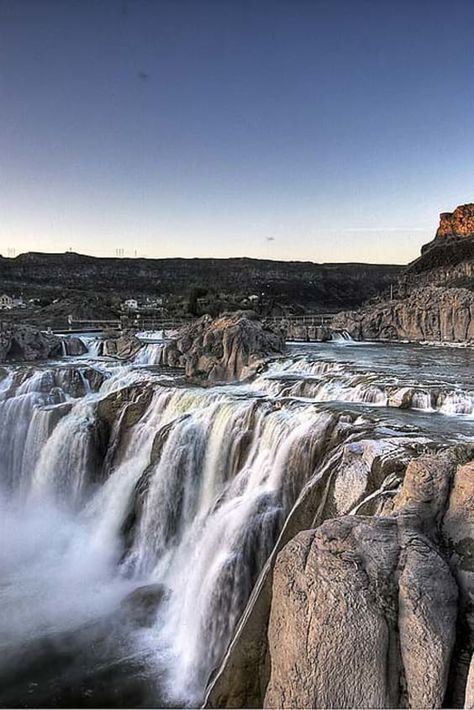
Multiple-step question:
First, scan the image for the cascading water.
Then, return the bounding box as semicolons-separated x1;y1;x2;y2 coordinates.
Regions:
0;338;474;707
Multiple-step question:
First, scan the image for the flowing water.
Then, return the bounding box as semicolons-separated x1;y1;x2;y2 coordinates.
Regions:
0;338;473;708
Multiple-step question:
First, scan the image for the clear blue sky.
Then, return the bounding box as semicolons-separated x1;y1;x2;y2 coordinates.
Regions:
0;0;473;263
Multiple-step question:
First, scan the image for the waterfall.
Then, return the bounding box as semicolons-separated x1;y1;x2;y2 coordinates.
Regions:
1;342;473;708
133;343;164;366
254;357;474;415
330;329;353;342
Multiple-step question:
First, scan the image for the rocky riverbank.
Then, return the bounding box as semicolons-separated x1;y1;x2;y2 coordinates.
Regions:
335;203;474;344
333;286;474;342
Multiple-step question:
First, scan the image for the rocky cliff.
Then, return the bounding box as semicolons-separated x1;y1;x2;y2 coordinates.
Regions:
0;252;401;319
205;447;474;709
334;203;474;342
332;286;474;342
159;311;285;382
435;204;474;241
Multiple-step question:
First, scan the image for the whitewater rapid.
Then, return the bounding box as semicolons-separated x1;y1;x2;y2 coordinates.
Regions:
0;338;473;707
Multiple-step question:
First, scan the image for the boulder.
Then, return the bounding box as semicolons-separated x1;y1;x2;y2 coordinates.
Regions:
160;312;285;383
102;332;142;360
207;449;474;709
0;322;61;362
61;335;88;356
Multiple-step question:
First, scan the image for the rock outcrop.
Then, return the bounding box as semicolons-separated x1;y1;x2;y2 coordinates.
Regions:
435;204;474;242
333;203;474;343
0;322;62;362
102;332;142;360
333;286;474;342
206;448;474;709
61;335;88;356
159;312;285;383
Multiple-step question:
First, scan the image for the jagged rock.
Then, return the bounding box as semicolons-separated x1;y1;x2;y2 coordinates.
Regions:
160;312;285;383
333;203;474;343
97;385;153;428
436;204;474;241
102;332;142;360
0;322;61;362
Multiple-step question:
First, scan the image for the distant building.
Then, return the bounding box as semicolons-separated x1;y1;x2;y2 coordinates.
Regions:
123;298;138;311
0;294;13;309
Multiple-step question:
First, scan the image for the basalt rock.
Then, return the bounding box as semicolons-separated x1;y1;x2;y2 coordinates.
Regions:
0;322;62;362
333;287;474;342
264;513;457;709
160;312;285;383
333;203;474;343
436;204;474;241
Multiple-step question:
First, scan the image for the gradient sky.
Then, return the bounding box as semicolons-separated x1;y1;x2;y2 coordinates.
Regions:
1;0;473;263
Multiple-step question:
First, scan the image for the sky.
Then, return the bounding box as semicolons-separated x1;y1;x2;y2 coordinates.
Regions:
0;0;473;264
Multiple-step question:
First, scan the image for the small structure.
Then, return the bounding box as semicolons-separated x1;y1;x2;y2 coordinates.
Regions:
123;298;139;311
0;294;13;309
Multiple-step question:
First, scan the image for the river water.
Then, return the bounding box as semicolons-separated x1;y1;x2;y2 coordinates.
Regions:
0;338;473;708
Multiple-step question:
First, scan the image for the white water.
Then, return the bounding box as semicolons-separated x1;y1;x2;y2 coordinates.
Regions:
0;340;473;706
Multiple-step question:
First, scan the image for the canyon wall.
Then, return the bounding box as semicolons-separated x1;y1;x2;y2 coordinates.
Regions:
335;203;474;342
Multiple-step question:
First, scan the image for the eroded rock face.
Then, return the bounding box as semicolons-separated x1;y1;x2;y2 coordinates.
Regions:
207;448;474;709
436;205;474;241
333;203;474;343
160;312;285;383
0;322;61;362
333;287;474;342
264;451;462;709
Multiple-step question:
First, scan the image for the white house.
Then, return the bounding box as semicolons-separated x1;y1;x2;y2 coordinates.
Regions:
123;298;139;311
0;294;13;309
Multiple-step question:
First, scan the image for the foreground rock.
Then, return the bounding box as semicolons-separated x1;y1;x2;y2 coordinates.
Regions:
160;312;285;383
0;322;62;362
206;448;474;709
